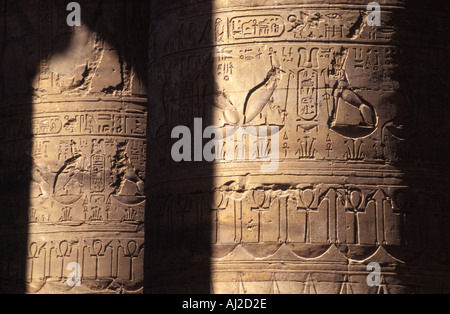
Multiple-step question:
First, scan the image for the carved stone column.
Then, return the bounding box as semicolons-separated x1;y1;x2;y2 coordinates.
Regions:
0;0;148;293
148;0;450;293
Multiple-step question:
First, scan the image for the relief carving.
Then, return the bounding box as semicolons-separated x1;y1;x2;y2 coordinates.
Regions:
147;0;450;294
0;0;448;295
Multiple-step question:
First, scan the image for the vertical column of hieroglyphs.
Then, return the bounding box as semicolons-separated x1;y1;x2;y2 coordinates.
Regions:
6;0;149;293
149;0;450;293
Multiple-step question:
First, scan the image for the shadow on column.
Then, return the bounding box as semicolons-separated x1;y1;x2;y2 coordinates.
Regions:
381;0;450;293
145;0;214;293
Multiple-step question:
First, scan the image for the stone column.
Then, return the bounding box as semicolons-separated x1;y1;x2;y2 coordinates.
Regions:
148;0;450;293
0;0;148;293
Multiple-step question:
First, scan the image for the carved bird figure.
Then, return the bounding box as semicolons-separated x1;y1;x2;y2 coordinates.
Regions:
214;54;281;126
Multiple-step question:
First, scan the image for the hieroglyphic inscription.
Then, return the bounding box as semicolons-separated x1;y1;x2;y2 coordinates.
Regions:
39;0;52;89
148;0;450;294
151;184;428;248
28;106;146;226
230;15;285;39
25;237;144;291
